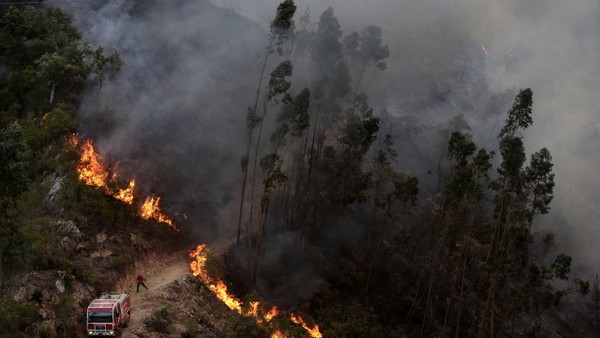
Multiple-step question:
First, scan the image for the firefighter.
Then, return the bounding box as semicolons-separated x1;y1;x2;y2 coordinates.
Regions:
136;274;148;292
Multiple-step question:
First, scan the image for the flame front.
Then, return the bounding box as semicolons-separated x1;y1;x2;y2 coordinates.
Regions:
290;314;323;338
73;137;179;231
189;244;243;313
189;244;321;337
140;196;179;231
271;331;286;338
77;139;110;188
265;306;279;322
115;179;136;205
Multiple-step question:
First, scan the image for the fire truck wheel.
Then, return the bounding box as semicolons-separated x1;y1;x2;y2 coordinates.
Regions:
122;312;130;328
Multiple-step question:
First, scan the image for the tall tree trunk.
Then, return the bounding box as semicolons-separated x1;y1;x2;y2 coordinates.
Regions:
237;38;274;245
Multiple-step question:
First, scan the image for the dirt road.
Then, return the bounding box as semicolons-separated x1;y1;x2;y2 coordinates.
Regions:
116;251;191;337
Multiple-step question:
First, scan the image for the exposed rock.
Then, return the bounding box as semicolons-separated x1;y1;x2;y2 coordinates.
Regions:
55;279;65;293
96;232;107;243
91;249;113;259
47;176;63;203
55;271;66;293
55;220;82;238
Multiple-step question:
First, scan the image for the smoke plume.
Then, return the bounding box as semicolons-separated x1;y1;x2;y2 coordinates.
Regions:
69;0;600;292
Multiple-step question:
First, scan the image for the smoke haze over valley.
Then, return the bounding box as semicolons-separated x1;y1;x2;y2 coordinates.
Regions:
71;0;600;279
3;0;600;335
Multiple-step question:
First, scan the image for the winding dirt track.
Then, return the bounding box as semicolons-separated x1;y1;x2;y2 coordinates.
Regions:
116;251;191;337
112;240;234;337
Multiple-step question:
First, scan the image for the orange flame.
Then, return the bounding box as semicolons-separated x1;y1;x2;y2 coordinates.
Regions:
290;314;323;338
140;196;179;231
77;139;110;188
189;244;242;313
115;179;136;205
189;244;321;337
248;301;260;318
73;137;179;231
265;306;279;322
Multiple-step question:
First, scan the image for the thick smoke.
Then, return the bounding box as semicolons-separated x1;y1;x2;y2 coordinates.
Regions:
220;0;600;277
73;0;270;241
70;0;600;295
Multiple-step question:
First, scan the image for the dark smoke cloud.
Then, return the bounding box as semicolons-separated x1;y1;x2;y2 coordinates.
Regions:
69;0;600;288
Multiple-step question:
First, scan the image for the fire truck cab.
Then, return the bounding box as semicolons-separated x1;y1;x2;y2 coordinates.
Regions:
86;292;131;336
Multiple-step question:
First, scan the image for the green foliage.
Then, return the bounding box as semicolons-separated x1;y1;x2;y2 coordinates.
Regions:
498;88;533;138
205;249;225;281
343;25;390;72
551;253;572;280
146;303;175;334
276;88;310;139
310;8;351;97
270;0;297;43
328;302;383;338
267;61;293;104
58;173;129;229
54;295;79;336
448;131;476;167
0;5;121;116
393;177;419;206
22;104;77;153
18;220;63;270
221;314;270;338
0;298;38;335
72;257;99;287
525;148;555;215
0;123;32;206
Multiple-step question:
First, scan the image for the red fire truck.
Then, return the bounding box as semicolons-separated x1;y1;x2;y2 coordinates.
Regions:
86;292;131;336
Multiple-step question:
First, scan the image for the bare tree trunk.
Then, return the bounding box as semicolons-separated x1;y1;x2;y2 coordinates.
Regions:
444;206;476;330
237;38;274;245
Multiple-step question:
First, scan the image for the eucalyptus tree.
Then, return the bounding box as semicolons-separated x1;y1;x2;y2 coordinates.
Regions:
237;0;297;244
343;25;389;106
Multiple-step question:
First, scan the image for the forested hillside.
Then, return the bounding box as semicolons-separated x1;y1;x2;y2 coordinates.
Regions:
0;1;597;337
0;5;183;336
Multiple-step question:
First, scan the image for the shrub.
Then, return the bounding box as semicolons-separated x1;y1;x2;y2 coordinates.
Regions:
0;299;38;335
145;303;175;334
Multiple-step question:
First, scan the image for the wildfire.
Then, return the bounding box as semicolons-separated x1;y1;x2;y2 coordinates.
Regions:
189;244;244;313
73;137;179;231
140;196;179;231
271;331;286;338
265;305;279;322
188;244;322;338
77;139;110;188
290;314;323;338
115;179;136;204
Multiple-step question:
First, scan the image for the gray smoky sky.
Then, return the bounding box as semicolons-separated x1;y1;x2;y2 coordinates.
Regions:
70;0;600;276
214;0;600;277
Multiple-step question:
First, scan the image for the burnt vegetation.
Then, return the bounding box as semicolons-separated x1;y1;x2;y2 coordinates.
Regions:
0;1;595;337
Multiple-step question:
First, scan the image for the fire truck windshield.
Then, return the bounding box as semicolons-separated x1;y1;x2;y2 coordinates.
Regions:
88;312;113;323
